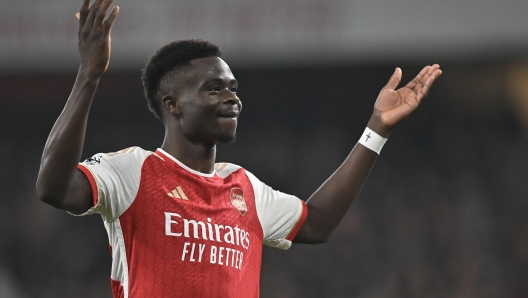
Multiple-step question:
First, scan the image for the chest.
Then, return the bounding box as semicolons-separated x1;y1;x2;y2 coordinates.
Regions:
126;160;263;246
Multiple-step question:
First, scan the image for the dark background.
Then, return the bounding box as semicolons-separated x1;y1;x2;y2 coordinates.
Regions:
2;59;528;297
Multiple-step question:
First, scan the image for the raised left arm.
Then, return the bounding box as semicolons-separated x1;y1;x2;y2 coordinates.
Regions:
294;64;442;244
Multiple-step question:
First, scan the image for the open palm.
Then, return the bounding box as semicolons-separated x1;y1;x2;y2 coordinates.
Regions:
375;65;442;127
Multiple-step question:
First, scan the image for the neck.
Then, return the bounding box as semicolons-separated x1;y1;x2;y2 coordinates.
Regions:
161;129;217;175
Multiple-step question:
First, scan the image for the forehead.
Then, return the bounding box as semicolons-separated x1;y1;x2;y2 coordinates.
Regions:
183;57;235;83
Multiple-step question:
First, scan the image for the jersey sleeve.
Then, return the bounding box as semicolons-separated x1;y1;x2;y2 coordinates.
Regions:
245;170;308;250
72;147;150;222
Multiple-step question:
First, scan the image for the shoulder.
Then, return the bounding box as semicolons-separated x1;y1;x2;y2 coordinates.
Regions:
215;162;263;188
83;146;152;163
81;146;155;170
214;162;244;178
105;146;153;159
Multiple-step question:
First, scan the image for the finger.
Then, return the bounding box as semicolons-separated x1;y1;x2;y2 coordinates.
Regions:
84;0;105;31
405;65;430;90
416;68;442;102
420;64;440;83
103;6;119;35
384;67;402;90
420;64;440;86
94;0;114;28
420;67;441;95
78;0;90;26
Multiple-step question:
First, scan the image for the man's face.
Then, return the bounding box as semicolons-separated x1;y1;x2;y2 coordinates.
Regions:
171;57;241;146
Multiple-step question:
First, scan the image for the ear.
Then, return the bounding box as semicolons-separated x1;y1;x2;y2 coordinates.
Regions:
161;94;181;116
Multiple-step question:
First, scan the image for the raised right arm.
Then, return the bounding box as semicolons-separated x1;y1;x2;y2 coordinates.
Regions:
36;0;119;214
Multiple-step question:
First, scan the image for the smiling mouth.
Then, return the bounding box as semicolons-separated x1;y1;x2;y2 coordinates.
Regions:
218;111;239;118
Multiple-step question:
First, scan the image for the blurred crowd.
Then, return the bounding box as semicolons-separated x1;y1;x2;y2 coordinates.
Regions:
1;62;527;297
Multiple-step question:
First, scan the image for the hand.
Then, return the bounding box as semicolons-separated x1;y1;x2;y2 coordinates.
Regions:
369;65;442;136
76;0;119;79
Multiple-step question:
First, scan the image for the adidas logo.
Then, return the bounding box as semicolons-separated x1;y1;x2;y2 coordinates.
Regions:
167;186;189;200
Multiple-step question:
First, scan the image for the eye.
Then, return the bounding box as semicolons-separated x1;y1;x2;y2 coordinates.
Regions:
209;86;220;92
231;86;238;93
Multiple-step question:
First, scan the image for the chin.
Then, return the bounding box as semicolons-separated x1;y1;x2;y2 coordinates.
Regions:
218;133;237;144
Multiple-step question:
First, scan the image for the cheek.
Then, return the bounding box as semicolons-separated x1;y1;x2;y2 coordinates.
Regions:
182;105;218;130
181;97;214;118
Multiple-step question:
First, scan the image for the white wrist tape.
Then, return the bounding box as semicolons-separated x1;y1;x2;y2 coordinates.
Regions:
358;127;387;154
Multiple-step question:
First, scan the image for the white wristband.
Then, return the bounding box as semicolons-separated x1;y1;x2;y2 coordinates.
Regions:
358;127;387;154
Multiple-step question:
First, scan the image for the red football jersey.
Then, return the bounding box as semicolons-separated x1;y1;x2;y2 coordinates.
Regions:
75;147;307;298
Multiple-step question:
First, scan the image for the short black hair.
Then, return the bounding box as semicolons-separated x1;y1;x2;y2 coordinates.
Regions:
141;39;222;120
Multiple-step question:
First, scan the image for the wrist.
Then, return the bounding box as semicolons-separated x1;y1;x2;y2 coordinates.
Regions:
367;114;392;138
77;65;102;84
358;127;387;154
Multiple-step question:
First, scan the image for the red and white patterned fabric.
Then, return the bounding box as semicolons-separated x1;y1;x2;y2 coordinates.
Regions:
75;147;307;298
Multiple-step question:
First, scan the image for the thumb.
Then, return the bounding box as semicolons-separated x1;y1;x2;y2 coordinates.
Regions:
75;12;80;20
384;67;402;90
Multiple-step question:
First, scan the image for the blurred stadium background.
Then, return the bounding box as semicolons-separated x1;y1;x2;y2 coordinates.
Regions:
1;0;528;297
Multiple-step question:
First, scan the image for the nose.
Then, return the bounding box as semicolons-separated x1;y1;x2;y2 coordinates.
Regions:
222;92;241;109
